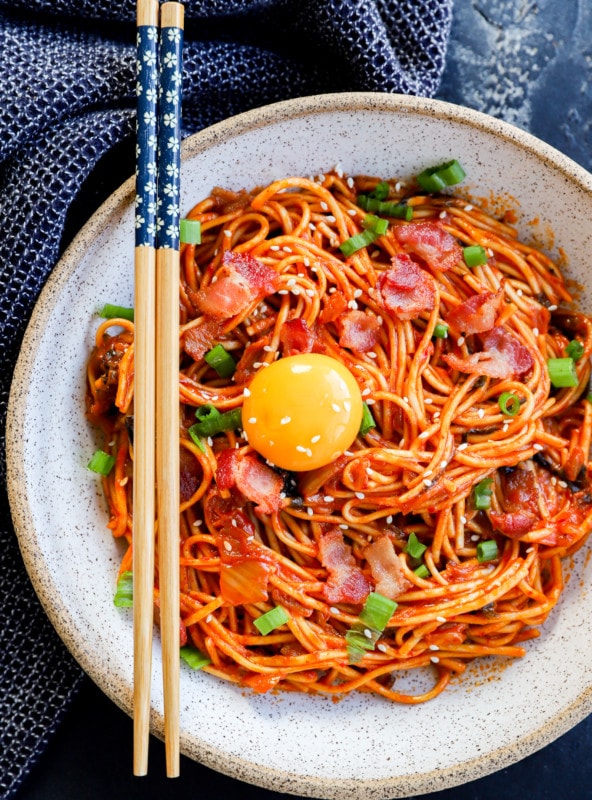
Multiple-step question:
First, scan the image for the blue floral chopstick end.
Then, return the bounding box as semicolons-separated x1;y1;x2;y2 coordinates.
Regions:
135;21;159;249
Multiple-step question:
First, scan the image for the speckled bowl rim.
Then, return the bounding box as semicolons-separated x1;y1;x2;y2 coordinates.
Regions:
7;92;592;799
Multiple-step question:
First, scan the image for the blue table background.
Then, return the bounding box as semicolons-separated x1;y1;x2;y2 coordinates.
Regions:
14;1;592;798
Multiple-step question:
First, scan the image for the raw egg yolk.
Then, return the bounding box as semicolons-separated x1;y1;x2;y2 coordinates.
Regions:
242;353;363;471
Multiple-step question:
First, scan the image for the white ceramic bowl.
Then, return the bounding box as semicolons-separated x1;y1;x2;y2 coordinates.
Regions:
7;93;592;799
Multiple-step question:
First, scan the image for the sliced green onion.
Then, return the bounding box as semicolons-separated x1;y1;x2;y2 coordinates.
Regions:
565;339;584;361
187;426;206;452
357;194;413;220
547;357;578;388
405;532;427;560
180;218;202;245
433;323;449;339
463;245;488;267
99;303;134;321
362;214;389;236
359;591;397;631
204;344;236;378
473;477;494;510
498;392;521;417
477;540;499;563
87;449;115;475
113;571;133;607
359;402;376;436
416;159;466;193
253;605;290;635
189;406;242;439
368;181;390;200
414;564;431;579
180;645;211;670
339;229;379;257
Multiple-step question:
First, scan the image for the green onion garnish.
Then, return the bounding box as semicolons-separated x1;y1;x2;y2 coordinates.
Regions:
547;357;578;388
180;218;202;245
476;540;499;563
179;645;211;669
339;229;379;257
99;303;134;321
463;245;488;267
113;571;133;607
405;532;427;560
346;592;397;664
414;564;431;579
362;214;389;236
473;477;494;510
565;339;584;361
368;181;390;201
359;402;376;436
189;405;242;440
498;392;520;417
253;605;290;635
87;449;115;475
357;194;413;220
204;344;236;378
433;323;449;339
416;159;466;193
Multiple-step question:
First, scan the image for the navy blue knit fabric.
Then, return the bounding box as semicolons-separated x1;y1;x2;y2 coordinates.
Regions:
0;1;452;796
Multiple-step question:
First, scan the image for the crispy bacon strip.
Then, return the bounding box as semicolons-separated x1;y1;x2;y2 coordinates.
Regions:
337;310;381;352
376;254;436;320
447;288;504;336
318;528;372;604
394;221;463;272
195;251;280;319
364;535;410;600
216;448;285;516
280;318;315;356
442;327;534;379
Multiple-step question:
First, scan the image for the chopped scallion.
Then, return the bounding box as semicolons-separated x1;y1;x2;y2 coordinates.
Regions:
368;181;390;201
99;303;134;321
565;339;584;361
357;194;413;220
359;402;376;436
362;214;389;236
414;564;431;579
180;645;211;670
477;540;499;562
180;218;202;245
433;323;449;339
253;605;290;635
463;245;488;267
204;344;236;378
416;159;466;193
359;591;397;631
189;406;242;439
473;477;494;510
339;229;379;257
547;357;578;388
405;532;427;560
113;571;133;607
87;449;115;476
498;392;520;417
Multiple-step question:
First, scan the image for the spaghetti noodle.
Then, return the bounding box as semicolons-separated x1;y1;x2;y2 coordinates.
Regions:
86;166;592;703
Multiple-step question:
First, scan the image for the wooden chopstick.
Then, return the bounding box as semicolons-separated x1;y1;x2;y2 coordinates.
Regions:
155;0;185;779
133;0;159;777
133;0;184;778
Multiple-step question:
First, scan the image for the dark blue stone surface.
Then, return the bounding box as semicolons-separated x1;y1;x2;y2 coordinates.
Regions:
15;1;592;798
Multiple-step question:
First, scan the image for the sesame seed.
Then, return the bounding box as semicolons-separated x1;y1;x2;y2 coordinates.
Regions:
403;396;409;403
339;524;348;529
441;460;447;468
224;229;232;237
253;362;262;369
436;616;446;623
559;480;568;488
263;345;273;352
223;540;232;551
347;300;358;310
283;246;292;253
418;430;430;439
429;644;440;651
306;289;315;297
326;215;336;223
291;287;300;295
430;656;440;663
439;210;446;219
206;614;213;623
424;469;433;477
307;507;314;516
332;403;341;413
323;495;334;503
362;387;371;396
363;628;373;639
207;436;213;446
278;289;288;295
119;477;128;487
376;315;383;325
533;327;539;337
287;278;296;287
377;643;387;653
457;336;465;346
280;416;291;424
108;440;115;447
365;398;376;405
330;606;339;614
502;422;509;432
551;476;557;486
347;177;354;188
320;201;329;211
270;245;280;251
423;479;432;487
457;442;468;451
471;534;480;541
192;519;203;527
433;411;441;419
533;443;544;451
548;304;558;311
367;352;377;359
304;259;310;267
354;288;363;298
355;491;365;500
386;515;393;524
517;289;523;297
296;446;313;457
478;408;485;418
344;450;355;456
464;204;473;211
425;398;433;404
347;208;356;216
461;515;467;524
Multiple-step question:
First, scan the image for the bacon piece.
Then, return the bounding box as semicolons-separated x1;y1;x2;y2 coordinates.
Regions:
442;327;534;379
318;528;372;604
376;254;437;320
216;448;285;516
364;535;410;600
182;320;224;361
490;510;538;536
394;221;463;272
195;251;280;320
337;310;381;352
447;288;504;336
280;318;315;356
319;292;348;324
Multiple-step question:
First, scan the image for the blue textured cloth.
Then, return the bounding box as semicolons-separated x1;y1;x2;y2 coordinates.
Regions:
0;1;452;796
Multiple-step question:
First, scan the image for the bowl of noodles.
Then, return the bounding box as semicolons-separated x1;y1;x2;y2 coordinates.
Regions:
7;92;592;798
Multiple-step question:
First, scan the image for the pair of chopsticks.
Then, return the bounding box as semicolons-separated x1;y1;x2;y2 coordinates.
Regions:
133;0;184;779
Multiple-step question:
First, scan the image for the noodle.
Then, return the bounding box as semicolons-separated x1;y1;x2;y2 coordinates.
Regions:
86;167;592;703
